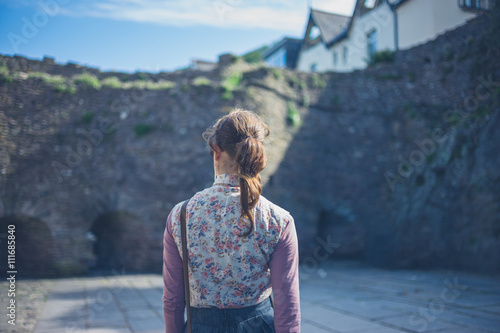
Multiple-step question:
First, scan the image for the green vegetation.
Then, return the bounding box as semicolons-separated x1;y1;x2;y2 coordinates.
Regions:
0;62;12;83
101;76;123;89
270;67;283;80
82;112;94;124
192;76;211;86
403;103;417;119
223;71;242;90
242;45;268;63
426;153;436;164
489;0;500;49
287;73;299;87
442;43;454;61
125;80;176;90
135;72;149;81
287;102;302;127
28;72;176;91
299;79;307;90
494;87;500;103
134;124;155;137
221;90;233;100
332;96;340;106
302;92;311;108
471;107;494;120
312;73;326;89
221;71;243;100
446;110;463;127
368;49;395;66
74;73;101;90
61;84;76;94
29;72;75;94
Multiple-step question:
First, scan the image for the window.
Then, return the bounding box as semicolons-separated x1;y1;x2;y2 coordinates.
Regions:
309;26;321;39
333;51;338;66
465;0;479;8
364;0;376;8
460;0;489;10
367;30;377;61
342;46;349;64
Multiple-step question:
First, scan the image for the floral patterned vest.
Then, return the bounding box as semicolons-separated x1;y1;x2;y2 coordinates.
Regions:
170;174;291;308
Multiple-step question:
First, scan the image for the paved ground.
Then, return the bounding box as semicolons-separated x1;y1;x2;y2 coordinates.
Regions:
2;261;500;332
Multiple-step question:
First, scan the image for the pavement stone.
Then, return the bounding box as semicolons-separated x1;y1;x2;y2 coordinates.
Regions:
301;321;333;332
128;317;164;332
302;303;391;332
85;329;131;333
2;261;496;333
323;299;413;320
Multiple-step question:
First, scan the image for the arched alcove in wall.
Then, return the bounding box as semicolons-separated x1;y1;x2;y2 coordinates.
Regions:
0;215;55;277
90;211;153;272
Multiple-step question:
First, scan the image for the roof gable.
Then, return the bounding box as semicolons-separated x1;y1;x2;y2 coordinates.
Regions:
301;8;350;49
310;9;351;45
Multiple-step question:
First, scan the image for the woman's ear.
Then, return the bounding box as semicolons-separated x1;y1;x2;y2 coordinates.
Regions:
213;145;222;161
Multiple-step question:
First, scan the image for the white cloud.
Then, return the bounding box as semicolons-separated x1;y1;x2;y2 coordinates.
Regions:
57;0;356;33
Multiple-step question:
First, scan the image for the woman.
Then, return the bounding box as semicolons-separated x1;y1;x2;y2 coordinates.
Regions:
162;109;300;332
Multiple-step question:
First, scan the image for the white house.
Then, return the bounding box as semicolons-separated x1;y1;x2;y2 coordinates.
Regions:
394;0;487;49
297;0;490;73
296;9;350;72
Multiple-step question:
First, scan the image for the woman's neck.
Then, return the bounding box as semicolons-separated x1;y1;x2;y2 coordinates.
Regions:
214;151;237;175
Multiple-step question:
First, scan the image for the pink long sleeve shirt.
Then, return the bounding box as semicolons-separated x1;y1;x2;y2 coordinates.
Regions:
162;174;300;332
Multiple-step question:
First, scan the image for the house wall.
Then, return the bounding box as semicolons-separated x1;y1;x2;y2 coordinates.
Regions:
297;42;334;72
299;0;479;73
266;48;287;68
329;41;350;73
397;0;477;49
332;1;395;72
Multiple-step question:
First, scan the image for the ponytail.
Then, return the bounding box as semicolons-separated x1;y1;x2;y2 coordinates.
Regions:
235;136;266;237
203;109;270;237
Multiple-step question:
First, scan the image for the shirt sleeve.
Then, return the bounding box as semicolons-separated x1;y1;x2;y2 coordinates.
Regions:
269;216;301;333
162;209;185;333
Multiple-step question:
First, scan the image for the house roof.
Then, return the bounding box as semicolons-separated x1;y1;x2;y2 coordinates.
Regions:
303;0;412;49
262;37;302;69
262;37;301;59
327;0;396;47
310;9;350;45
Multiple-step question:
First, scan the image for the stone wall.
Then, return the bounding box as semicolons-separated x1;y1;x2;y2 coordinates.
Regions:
265;13;500;272
0;12;498;276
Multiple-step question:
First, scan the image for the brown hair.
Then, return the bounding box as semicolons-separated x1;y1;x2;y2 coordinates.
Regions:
203;109;270;237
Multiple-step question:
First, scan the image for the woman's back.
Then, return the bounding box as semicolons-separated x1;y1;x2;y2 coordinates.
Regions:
169;174;293;308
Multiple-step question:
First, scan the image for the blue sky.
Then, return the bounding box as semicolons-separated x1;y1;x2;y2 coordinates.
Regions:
0;0;356;73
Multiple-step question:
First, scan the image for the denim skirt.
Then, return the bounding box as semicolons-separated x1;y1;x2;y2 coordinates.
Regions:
183;297;275;333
